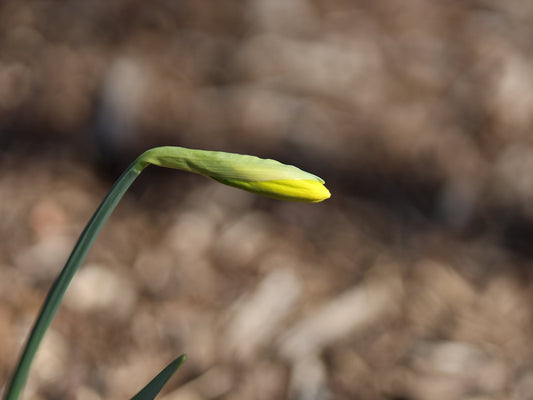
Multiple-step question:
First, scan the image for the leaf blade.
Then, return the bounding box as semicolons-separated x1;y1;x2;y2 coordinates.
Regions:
130;355;187;400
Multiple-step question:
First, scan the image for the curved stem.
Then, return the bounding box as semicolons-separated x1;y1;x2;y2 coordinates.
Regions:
3;145;329;400
3;159;146;400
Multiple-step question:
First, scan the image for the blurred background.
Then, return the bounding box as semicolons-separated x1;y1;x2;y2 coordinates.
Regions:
1;0;533;399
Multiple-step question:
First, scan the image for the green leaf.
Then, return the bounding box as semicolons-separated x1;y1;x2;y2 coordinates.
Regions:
130;355;187;400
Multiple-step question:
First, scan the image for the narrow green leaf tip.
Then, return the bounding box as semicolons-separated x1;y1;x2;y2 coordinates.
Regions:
130;355;187;400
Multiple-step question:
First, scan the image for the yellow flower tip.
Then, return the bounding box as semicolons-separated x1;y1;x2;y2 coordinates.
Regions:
216;177;331;203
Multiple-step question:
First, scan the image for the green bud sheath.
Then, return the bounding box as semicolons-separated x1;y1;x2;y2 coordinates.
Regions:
139;146;331;202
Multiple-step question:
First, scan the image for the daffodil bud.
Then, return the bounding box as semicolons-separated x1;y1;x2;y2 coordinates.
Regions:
138;146;330;203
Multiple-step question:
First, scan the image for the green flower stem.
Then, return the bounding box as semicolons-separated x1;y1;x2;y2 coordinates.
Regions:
4;146;330;400
4;159;145;400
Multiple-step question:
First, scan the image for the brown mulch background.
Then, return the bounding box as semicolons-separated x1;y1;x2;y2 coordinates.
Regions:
1;1;533;399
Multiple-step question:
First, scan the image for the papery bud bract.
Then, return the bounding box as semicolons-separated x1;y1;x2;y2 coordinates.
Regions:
140;146;331;203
